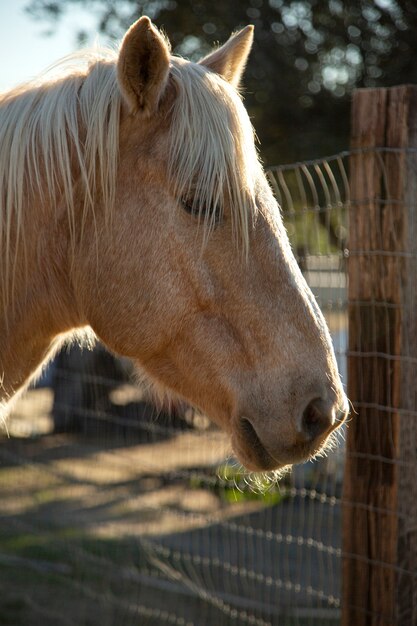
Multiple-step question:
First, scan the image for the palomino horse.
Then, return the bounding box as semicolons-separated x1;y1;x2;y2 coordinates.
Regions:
0;17;348;472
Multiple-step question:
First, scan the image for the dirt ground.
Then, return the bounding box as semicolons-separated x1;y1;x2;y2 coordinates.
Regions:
0;388;342;626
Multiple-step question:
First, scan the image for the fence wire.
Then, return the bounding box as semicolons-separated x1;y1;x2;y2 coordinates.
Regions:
1;150;415;626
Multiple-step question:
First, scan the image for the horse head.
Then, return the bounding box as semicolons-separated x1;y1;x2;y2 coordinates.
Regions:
76;17;348;471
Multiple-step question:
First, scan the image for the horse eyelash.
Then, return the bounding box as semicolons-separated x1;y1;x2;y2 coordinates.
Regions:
181;197;222;223
181;198;199;216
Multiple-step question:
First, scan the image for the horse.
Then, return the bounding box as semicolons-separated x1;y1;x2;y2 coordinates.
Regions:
0;16;348;472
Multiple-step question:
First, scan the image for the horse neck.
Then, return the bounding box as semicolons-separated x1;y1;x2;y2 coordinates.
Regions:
0;194;84;405
0;80;99;406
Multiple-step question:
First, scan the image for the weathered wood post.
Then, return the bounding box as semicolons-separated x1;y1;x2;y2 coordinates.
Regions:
342;86;417;625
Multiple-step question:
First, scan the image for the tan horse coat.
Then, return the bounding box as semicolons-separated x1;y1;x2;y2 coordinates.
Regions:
0;17;348;471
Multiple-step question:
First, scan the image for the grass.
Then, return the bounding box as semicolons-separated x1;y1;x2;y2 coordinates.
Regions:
190;461;289;506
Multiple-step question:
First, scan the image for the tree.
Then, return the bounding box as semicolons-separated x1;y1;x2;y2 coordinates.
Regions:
26;0;417;164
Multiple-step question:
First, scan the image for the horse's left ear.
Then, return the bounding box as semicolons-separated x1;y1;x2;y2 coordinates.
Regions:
199;26;254;88
117;16;171;115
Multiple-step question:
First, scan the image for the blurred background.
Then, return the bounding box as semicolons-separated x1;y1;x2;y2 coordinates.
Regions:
1;2;416;625
2;0;417;163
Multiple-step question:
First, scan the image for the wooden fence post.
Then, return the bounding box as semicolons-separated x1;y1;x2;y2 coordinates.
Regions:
342;86;417;625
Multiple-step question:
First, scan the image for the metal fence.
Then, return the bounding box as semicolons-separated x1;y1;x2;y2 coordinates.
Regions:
0;154;349;626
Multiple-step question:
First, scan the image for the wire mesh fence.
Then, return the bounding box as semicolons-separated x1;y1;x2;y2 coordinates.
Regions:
1;146;415;625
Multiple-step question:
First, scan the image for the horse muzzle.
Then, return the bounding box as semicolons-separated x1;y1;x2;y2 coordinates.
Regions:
231;397;349;472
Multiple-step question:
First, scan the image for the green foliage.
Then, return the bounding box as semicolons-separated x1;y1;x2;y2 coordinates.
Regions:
25;1;417;164
190;461;289;506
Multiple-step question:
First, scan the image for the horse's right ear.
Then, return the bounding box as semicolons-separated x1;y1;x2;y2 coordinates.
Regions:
117;16;171;115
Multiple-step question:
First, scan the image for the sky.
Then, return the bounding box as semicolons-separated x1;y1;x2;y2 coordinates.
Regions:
0;0;106;92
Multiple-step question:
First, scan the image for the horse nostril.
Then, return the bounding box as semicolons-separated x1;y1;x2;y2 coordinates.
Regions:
300;398;334;441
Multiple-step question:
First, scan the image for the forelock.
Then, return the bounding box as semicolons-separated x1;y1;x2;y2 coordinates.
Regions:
167;58;260;251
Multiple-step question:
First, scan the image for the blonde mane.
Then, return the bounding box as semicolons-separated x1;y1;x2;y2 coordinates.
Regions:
0;48;121;309
0;43;259;307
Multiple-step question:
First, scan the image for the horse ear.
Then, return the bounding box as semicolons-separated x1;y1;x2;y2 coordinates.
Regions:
117;16;171;115
199;26;254;88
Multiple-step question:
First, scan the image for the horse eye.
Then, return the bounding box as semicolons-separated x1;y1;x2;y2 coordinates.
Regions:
181;198;198;216
181;198;222;223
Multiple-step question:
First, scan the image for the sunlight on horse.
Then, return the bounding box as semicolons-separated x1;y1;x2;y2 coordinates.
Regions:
0;17;348;472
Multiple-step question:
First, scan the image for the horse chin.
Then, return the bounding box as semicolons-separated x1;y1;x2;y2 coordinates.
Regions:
231;418;283;472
